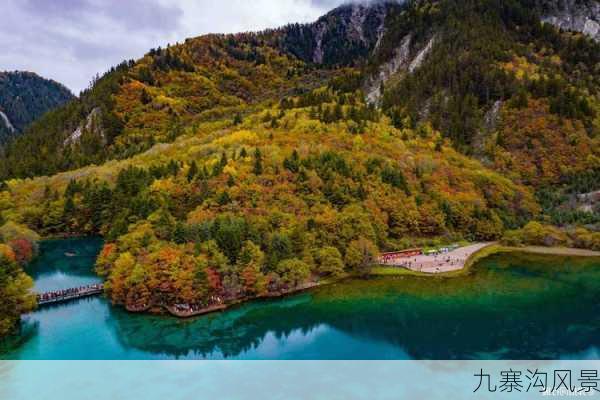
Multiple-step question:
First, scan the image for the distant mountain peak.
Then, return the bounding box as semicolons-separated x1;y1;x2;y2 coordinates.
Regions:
282;0;402;66
0;71;74;143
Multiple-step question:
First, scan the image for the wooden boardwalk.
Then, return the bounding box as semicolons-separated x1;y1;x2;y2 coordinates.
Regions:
37;284;104;306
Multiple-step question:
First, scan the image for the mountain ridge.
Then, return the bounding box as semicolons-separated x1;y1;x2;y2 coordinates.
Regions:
2;0;599;180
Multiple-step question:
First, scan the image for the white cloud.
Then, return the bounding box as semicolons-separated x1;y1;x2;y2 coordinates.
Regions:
0;0;347;94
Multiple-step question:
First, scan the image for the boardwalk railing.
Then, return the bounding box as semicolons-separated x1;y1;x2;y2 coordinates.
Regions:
37;284;104;306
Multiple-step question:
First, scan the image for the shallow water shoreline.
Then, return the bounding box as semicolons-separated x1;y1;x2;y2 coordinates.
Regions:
503;245;600;257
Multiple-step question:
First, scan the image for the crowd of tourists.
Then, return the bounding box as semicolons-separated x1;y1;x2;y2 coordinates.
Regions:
395;256;467;272
37;284;103;303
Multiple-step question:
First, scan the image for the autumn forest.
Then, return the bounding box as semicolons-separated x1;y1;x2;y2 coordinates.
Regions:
0;0;599;337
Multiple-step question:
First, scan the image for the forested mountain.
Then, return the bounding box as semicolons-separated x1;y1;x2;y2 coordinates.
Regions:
0;0;599;329
0;71;73;144
0;3;401;179
2;0;599;181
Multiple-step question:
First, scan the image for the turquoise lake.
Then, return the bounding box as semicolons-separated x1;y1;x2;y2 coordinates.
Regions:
2;237;600;360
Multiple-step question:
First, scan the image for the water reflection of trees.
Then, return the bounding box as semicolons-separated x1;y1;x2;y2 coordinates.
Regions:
14;235;600;359
106;273;600;360
107;293;325;358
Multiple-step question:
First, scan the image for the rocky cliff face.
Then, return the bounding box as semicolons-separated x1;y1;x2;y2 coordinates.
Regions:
311;3;389;64
0;111;15;133
365;34;436;104
63;107;105;147
540;0;600;41
281;2;400;66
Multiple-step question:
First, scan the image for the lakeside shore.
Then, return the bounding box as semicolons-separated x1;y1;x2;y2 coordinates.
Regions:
127;282;325;319
372;243;600;277
130;243;600;318
373;242;495;276
43;238;600;319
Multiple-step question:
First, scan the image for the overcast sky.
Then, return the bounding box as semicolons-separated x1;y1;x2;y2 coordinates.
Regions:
0;0;349;94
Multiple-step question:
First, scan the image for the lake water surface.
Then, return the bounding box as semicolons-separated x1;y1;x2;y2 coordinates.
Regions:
2;237;600;360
